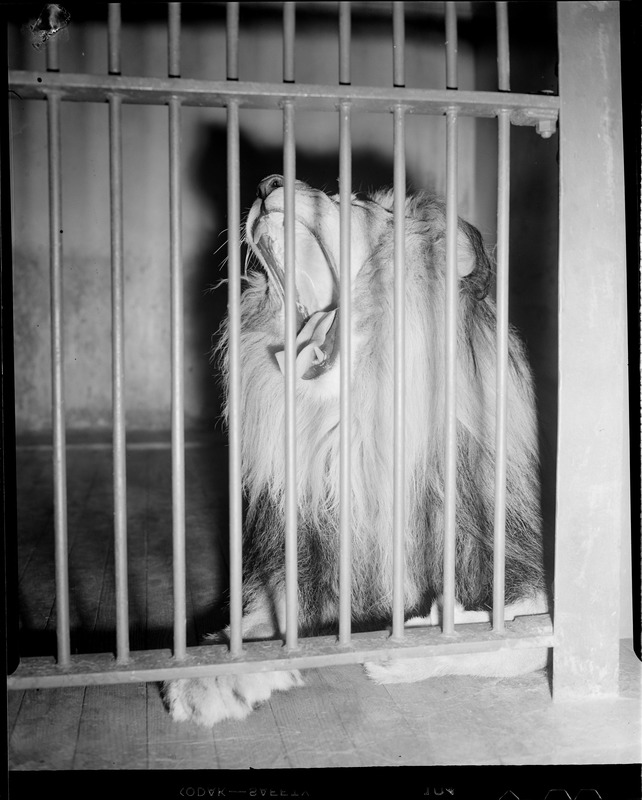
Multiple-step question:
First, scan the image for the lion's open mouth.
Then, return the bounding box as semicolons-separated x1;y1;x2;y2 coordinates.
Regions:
250;212;339;381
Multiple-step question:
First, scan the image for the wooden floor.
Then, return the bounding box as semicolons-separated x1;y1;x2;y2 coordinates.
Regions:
7;442;642;773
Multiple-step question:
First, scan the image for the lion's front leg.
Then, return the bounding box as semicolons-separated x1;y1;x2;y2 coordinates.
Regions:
162;585;304;727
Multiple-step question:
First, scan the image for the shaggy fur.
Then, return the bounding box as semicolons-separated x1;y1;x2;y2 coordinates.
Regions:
163;178;548;727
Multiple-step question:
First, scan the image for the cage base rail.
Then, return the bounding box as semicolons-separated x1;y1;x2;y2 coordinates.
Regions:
8;614;553;689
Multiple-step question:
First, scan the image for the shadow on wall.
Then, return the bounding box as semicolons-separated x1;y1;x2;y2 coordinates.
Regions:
186;122;395;428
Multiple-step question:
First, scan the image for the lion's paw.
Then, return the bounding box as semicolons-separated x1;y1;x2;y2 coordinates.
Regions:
364;648;549;684
364;657;443;684
163;670;304;727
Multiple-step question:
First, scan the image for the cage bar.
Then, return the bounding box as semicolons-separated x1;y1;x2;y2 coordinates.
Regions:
226;2;240;81
169;95;187;659
338;99;352;645
338;1;352;645
283;2;296;83
8;613;554;689
442;107;459;635
10;72;559;129
168;3;181;78
391;104;406;639
445;2;458;89
226;98;244;656
283;100;298;650
392;2;405;87
109;90;130;662
108;4;121;75
493;109;510;633
46;25;60;72
338;2;351;86
496;2;510;92
47;91;71;667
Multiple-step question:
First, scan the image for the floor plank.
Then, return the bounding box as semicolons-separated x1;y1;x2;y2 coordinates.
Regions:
210;698;290;770
9;687;85;770
267;668;362;768
314;664;435;767
147;681;219;770
72;683;148;770
7;691;25;737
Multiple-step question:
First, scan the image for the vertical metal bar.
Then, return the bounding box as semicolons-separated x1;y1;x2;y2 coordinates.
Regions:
493;2;511;634
169;93;186;658
442;107;459;635
46;27;60;72
283;2;296;83
391;1;406;641
493;109;510;633
226;98;244;656
47;91;70;666
168;2;181;78
445;2;458;89
107;0;129;666
109;89;130;662
338;99;352;645
108;4;121;75
226;2;240;81
338;2;351;86
496;2;510;91
283;100;298;649
392;2;405;87
391;104;406;640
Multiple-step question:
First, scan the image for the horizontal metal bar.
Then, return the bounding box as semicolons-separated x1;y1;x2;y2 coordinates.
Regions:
8;614;554;689
9;71;559;127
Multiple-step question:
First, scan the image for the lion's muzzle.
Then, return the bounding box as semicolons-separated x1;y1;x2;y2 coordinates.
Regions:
247;175;340;380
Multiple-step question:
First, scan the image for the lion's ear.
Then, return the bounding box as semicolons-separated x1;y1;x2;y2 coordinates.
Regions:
456;230;476;277
456;220;484;277
456;219;492;298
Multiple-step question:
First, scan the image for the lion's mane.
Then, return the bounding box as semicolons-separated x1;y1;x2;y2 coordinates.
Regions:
217;189;544;634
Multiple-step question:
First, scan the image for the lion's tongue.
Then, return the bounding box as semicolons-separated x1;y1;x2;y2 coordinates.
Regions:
275;309;337;379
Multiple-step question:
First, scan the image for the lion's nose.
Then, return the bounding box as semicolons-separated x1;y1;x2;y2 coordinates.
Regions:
257;174;284;200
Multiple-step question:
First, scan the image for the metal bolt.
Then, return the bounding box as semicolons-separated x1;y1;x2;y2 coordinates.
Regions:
537;118;557;138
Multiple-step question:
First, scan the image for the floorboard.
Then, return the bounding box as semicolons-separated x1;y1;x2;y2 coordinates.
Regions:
146;682;218;770
72;683;149;770
10;687;85;771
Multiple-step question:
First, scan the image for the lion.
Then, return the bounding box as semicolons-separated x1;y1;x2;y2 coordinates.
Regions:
163;175;549;727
